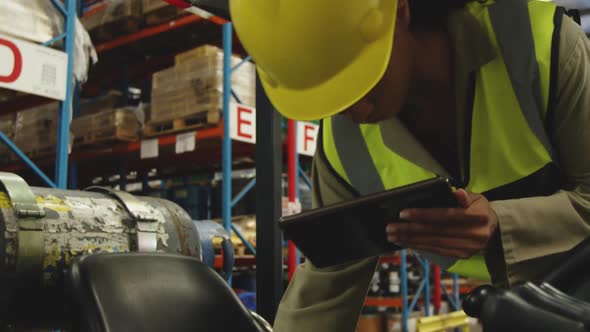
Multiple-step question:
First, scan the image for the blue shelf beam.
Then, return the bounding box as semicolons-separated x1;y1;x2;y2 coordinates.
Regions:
409;278;426;313
423;258;430;316
222;23;233;234
54;0;77;189
222;23;258;259
43;33;66;47
231;88;243;104
0;132;56;188
231;178;256;208
401;250;409;332
231;55;252;73
51;0;67;16
0;0;76;188
298;166;312;189
441;281;459;310
231;224;257;255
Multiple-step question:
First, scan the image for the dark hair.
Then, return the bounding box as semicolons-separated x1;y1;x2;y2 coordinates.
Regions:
408;0;478;30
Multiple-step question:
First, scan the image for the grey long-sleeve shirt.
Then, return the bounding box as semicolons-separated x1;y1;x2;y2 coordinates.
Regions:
274;9;590;332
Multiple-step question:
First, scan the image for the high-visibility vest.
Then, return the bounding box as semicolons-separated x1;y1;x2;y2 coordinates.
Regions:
319;0;566;281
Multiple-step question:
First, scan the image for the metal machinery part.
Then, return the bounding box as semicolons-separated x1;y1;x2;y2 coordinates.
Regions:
0;172;202;327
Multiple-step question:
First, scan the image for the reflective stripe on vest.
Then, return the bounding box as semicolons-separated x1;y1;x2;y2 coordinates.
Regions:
320;0;559;281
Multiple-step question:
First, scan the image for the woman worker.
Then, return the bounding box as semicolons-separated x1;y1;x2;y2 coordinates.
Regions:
230;0;590;330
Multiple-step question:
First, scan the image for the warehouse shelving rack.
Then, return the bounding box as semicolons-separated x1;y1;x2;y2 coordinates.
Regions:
0;3;292;319
0;0;79;189
363;253;464;332
0;7;270;263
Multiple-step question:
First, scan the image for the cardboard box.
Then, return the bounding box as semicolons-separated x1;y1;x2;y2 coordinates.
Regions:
151;45;255;124
72;108;140;146
13;102;60;157
0;1;62;44
175;45;226;65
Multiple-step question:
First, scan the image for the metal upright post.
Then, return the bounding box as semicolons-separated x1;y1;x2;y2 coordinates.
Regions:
424;258;430;317
294;123;301;266
55;0;77;188
453;273;460;310
222;23;233;234
68;81;81;189
287;119;297;281
256;76;284;323
401;250;409;332
433;265;441;314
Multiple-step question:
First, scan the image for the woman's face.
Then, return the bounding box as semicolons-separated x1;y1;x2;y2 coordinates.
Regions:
343;0;413;124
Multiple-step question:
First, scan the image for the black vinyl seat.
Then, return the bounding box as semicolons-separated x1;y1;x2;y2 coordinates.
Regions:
463;238;590;332
67;253;269;332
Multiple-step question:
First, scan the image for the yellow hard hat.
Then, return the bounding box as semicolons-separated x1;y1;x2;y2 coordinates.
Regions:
230;0;398;121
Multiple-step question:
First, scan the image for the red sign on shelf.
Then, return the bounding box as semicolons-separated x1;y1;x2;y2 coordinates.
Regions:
0;38;22;83
229;104;319;155
0;34;67;100
230;103;257;144
297;122;319;157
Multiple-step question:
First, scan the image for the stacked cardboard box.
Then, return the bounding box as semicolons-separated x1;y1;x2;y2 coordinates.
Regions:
71;108;140;147
150;45;256;127
0;1;62;44
0;114;16;163
13;103;61;159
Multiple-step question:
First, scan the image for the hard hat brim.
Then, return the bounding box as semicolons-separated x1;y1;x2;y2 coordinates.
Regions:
258;13;397;121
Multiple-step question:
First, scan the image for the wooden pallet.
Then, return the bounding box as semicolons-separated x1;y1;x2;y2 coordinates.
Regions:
74;127;139;148
144;110;220;137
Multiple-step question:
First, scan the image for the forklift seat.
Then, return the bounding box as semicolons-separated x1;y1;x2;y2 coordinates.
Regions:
463;238;590;331
67;253;269;332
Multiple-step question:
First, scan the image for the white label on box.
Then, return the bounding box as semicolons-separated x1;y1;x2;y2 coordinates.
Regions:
175;131;196;154
140;139;159;159
0;34;68;100
230;103;256;144
297;122;319;156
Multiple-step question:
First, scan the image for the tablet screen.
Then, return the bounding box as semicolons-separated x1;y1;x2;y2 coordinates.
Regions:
279;177;456;267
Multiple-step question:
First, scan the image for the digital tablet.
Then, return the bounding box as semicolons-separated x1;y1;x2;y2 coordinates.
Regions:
279;177;457;268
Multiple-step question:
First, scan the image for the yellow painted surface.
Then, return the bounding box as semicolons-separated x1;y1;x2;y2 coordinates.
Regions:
0;192;12;209
36;195;71;212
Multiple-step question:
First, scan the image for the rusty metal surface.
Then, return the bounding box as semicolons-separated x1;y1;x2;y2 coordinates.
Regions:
0;185;201;328
151;197;202;259
0;187;201;284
